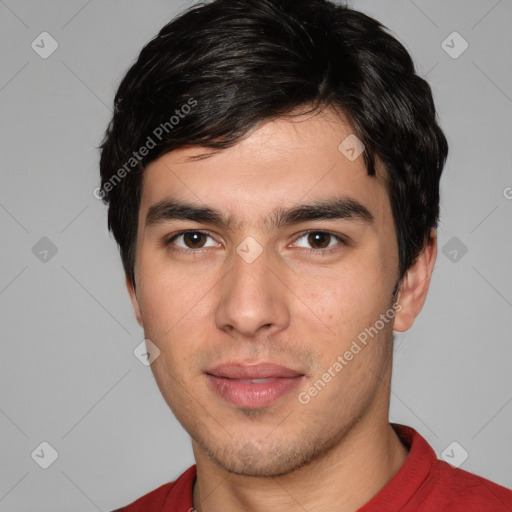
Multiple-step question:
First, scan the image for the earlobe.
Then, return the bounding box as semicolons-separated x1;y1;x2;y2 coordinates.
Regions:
125;274;144;327
393;228;437;332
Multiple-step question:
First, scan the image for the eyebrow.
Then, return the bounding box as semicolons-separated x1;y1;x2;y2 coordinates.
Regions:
145;196;374;230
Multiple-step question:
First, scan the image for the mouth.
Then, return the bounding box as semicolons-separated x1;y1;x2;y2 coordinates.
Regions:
205;362;305;409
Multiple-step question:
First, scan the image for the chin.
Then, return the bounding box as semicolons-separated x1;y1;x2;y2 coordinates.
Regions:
198;433;328;478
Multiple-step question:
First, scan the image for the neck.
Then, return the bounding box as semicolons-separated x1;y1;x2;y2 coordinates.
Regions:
192;417;408;512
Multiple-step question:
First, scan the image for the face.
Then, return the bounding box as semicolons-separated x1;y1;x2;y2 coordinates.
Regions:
127;108;412;477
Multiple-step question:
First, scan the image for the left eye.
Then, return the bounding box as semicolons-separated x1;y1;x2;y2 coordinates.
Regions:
292;231;345;250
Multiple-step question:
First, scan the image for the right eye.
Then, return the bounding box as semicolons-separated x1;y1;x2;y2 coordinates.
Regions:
166;230;221;252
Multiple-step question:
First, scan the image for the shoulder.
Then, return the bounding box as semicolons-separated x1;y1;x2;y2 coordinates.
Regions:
112;465;196;512
364;425;512;511
423;459;512;511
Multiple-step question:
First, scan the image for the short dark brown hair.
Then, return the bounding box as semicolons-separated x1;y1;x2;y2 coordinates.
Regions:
99;0;448;287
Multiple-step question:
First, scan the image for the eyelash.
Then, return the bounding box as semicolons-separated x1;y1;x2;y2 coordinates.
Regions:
165;229;348;256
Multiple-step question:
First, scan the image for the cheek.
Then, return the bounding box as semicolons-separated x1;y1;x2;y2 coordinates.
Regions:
293;262;387;341
136;256;210;327
134;282;206;386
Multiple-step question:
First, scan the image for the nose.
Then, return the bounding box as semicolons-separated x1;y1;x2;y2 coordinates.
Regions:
215;243;290;340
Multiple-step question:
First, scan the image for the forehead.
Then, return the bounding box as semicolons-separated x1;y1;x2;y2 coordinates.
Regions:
139;108;391;228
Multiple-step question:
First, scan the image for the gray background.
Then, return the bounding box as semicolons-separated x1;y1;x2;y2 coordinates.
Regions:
1;0;511;510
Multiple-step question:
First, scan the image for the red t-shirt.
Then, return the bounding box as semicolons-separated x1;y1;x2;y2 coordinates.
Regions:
113;424;512;511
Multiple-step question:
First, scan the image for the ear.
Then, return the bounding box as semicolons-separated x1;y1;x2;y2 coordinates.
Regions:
393;228;437;332
125;274;144;327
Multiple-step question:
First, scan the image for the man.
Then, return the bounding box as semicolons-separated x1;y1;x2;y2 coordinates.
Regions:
98;0;512;510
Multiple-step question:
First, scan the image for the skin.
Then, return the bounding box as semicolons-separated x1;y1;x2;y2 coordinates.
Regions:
126;107;437;512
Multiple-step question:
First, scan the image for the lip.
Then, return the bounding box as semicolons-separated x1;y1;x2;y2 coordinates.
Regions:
206;362;305;408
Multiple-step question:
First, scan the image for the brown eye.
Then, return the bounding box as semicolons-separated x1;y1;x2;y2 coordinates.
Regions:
292;230;347;254
168;231;218;250
182;232;207;248
307;232;331;249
